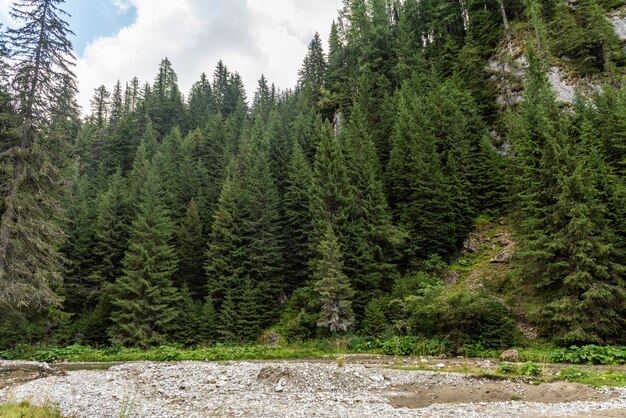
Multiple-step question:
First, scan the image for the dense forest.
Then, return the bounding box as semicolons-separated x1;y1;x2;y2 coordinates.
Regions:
1;0;626;352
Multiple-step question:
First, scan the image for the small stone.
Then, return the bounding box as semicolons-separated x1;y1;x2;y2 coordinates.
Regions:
369;374;384;383
420;359;429;364
275;376;288;392
436;363;446;369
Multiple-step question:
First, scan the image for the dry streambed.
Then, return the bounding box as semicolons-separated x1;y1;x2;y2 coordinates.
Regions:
1;360;625;417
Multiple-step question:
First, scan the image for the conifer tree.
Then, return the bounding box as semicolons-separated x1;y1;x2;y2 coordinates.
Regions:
205;164;245;309
362;299;387;336
109;170;180;348
216;288;237;341
386;84;457;265
187;72;214;131
175;199;206;299
341;102;400;311
93;170;131;283
284;142;314;292
309;121;351;246
0;0;77;311
236;279;263;341
313;224;355;333
239;134;286;309
298;32;327;109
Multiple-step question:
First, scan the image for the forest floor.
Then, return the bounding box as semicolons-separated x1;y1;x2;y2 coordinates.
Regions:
1;356;625;417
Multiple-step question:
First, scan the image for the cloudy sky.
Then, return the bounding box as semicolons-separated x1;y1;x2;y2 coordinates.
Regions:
0;0;342;112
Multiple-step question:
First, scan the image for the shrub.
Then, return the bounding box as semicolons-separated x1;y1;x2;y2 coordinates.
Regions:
549;345;626;365
361;299;387;336
382;336;419;356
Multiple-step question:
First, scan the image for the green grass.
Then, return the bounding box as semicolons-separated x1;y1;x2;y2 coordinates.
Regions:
388;363;626;388
559;366;626;387
0;340;381;363
1;339;624;367
0;401;64;418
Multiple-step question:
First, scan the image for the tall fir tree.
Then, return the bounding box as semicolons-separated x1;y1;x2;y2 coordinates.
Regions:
283;142;314;292
313;224;355;333
175;199;206;299
340;102;401;313
109;170;180;348
0;0;77;311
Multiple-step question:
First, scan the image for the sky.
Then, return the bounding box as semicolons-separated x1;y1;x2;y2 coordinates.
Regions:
0;0;342;113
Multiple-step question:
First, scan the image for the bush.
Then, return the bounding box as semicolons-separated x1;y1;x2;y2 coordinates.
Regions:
549;345;626;365
382;336;419;356
437;290;519;350
392;271;442;299
361;299;387;336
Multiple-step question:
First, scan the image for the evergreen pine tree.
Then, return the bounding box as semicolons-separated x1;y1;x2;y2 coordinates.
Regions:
236;279;263;341
361;299;387;336
205;164;245;309
386;84;457;265
93;170;131;283
217;288;237;341
175;199;206;299
1;0;77;311
284;142;314;292
313;224;355;333
340;102;400;313
109;170;180;347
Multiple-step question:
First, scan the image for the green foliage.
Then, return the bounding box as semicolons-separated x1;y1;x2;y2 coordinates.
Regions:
498;361;542;377
361;299;387;336
312;225;355;333
512;51;626;345
548;345;626;365
108;169;180;348
558;366;626;387
382;336;419;356
551;0;625;74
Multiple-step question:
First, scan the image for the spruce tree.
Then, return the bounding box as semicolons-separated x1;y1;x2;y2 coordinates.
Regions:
0;0;77;311
205;164;245;309
175;199;206;299
284;142;314;292
340;102;400;312
298;32;327;109
361;299;387;336
386;84;457;265
93;170;131;283
217;288;237;341
313;224;355;333
309;121;351;246
236;279;263;341
109;170;180;348
240;134;286;303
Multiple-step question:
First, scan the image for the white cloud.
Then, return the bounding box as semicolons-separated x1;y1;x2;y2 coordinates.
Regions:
111;0;132;14
75;0;342;113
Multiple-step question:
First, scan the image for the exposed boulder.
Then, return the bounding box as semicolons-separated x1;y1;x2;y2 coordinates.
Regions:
500;349;520;362
491;250;512;264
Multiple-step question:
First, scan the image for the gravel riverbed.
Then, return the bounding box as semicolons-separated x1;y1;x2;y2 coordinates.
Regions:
1;360;625;417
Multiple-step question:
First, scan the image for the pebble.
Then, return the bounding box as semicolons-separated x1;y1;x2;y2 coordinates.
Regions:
1;361;625;418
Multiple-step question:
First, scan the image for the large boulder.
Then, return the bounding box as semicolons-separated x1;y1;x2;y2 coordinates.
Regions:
500;349;520;362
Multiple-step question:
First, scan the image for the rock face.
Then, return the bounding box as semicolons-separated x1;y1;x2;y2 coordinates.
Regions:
490;250;512;264
500;349;520;362
547;67;576;104
609;7;626;42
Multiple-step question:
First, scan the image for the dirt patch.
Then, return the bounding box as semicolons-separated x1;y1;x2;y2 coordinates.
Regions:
0;368;38;390
389;380;617;409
